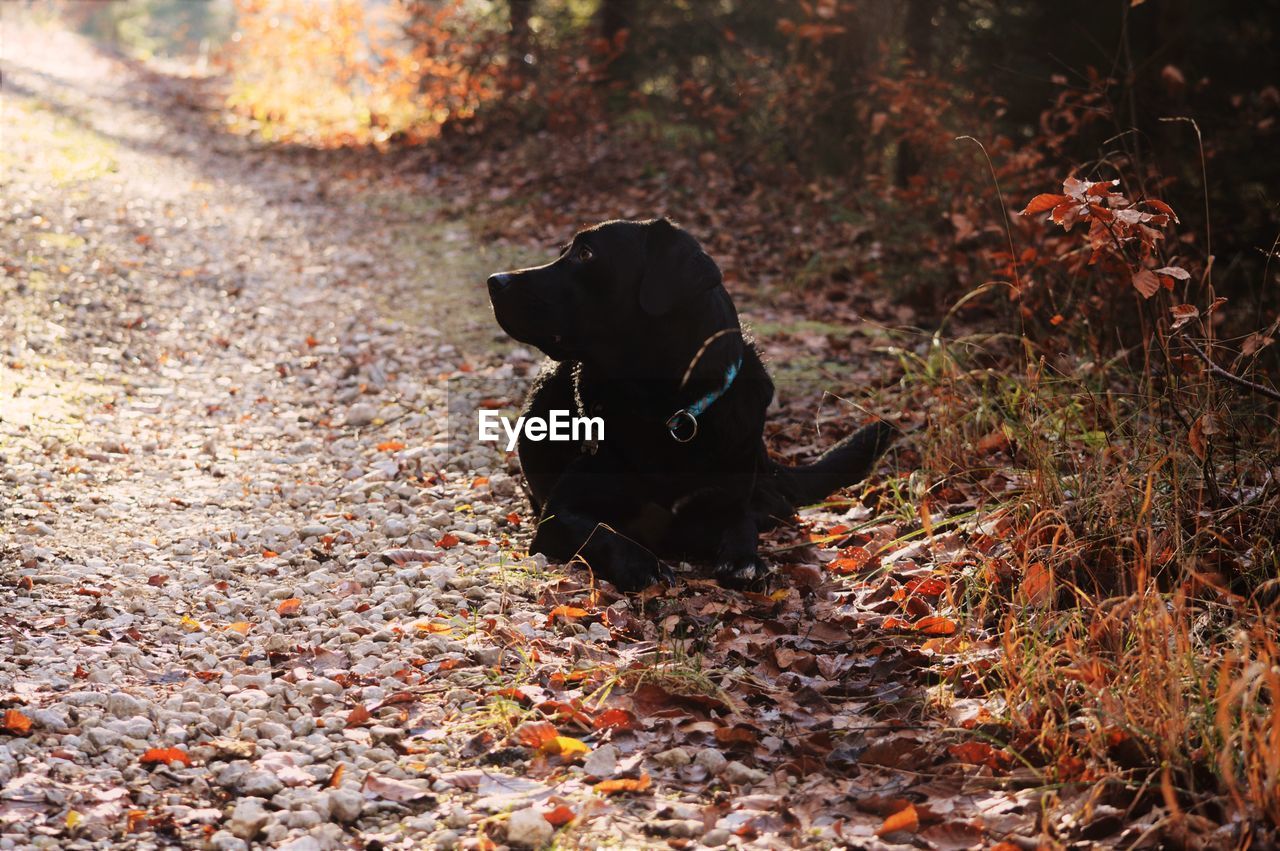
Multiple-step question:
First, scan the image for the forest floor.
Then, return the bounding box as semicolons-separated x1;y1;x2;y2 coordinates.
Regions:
0;20;1150;851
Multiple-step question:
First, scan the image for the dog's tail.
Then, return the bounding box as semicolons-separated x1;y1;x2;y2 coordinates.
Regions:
766;420;899;508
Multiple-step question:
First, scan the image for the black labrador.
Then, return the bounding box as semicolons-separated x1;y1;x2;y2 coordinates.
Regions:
486;217;895;591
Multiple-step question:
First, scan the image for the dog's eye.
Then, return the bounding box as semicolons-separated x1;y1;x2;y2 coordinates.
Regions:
576;245;593;262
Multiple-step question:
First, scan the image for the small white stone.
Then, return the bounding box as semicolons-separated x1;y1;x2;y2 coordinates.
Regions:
506;807;553;849
326;787;362;823
694;748;728;776
583;744;618;778
654;747;691;767
345;404;378;427
229;798;269;839
722;760;767;785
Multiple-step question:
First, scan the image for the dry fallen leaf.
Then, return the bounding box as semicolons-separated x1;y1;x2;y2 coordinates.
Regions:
876;803;919;836
543;736;589;759
543;804;576;827
514;720;559;749
276;598;302;616
140;747;192;767
1;710;32;736
362;773;432;803
593;773;651;795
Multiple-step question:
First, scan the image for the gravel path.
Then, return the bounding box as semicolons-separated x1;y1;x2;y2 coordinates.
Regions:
0;21;1005;851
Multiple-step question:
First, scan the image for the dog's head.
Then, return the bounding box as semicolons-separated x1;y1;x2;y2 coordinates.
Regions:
487;218;724;364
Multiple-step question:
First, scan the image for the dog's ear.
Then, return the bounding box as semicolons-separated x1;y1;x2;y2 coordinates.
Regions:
639;218;722;316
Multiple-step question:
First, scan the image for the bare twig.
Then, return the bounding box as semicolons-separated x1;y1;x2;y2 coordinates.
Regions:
1181;335;1280;403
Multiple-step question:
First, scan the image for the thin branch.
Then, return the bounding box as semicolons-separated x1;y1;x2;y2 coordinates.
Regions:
1182;336;1280;403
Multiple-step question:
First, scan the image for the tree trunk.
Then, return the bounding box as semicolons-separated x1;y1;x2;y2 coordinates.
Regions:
509;0;533;72
894;0;938;187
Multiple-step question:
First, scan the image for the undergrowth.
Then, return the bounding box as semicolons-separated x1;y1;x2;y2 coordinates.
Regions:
901;173;1280;838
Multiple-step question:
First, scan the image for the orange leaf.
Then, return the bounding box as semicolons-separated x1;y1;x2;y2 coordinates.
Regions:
376;440;406;452
262;549;279;559
514;720;559;749
224;621;252;635
915;616;957;635
593;708;640;732
593;773;651;795
276;598;302;616
948;741;1008;769
506;512;522;526
876;803;919;836
140;747;192;767
346;705;371;727
1021;193;1069;216
1;710;32;736
547;605;589;623
1020;561;1053;606
543;805;576;827
327;764;345;789
471;476;489;488
436;533;460;549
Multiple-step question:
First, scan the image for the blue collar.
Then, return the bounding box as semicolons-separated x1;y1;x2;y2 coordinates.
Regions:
664;357;742;443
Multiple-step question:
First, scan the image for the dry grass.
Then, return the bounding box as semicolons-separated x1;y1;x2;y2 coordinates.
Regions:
900;323;1280;837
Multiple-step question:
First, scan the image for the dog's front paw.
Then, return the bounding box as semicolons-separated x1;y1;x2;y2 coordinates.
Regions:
594;536;670;592
714;554;771;588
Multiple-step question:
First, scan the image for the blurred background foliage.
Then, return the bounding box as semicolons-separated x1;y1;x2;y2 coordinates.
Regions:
40;0;1279;336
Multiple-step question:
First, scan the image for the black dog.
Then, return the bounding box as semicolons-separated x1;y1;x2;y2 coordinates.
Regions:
487;218;895;591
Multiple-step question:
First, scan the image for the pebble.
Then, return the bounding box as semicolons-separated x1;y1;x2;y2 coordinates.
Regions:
506;807;553;849
702;827;732;846
239;770;284;797
583;744;618;778
345;403;378;427
722;761;768;785
695;748;728;776
654;747;692;767
327;788;363;823
228;798;270;839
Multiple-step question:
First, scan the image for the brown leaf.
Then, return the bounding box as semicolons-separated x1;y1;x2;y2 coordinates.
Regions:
1142;198;1180;222
383;549;435;565
1169;303;1199;331
362;773;433;803
1188;414;1219;461
276;598;302;616
436;533;461;549
1155;265;1191;282
1020;561;1053;606
1132;269;1160;298
1020;193;1069;216
346;705;372;727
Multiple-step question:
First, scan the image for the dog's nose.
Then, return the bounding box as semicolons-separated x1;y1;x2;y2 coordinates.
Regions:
487;273;514;294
